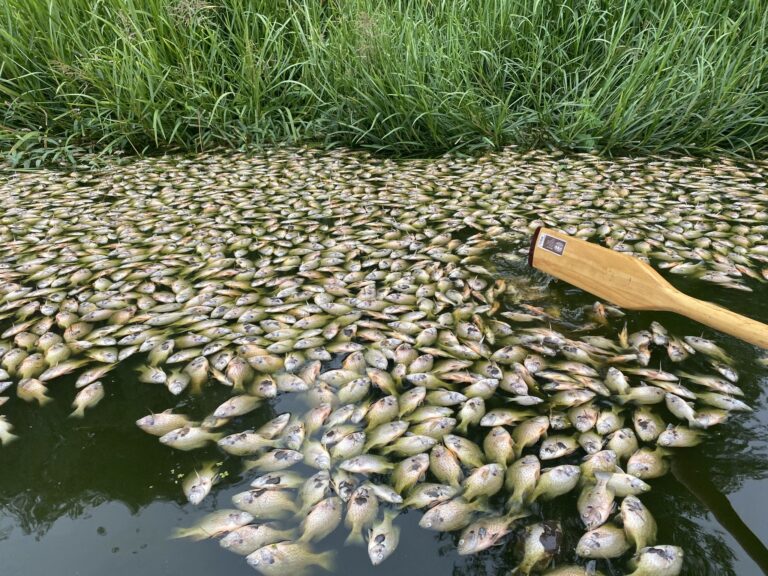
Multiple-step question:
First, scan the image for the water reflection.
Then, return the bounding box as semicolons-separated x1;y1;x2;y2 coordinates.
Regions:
673;451;768;575
0;360;246;537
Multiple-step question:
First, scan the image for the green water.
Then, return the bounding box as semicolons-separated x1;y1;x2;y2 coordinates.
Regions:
0;265;766;576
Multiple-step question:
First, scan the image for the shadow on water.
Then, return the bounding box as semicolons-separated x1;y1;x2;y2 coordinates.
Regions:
0;264;766;575
0;361;241;529
672;450;768;575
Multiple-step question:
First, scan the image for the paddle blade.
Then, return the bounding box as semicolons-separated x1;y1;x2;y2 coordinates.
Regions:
528;227;676;311
528;227;768;349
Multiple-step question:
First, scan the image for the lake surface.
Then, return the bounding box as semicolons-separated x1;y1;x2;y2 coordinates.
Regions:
0;148;766;576
1;275;766;576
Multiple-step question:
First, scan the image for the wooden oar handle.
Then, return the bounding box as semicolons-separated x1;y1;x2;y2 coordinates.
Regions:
671;293;768;349
529;227;768;349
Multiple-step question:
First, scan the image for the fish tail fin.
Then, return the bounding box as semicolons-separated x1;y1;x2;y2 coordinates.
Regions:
316;550;336;572
68;405;85;418
689;415;705;429
170;527;199;540
383;508;400;523
209;432;224;443
626;531;641;551
656;446;673;458
280;527;298;541
456;421;469;435
506;494;525;513
524;486;540;505
344;527;364;546
472;496;491;513
296;503;311;519
0;430;18;445
508;509;532;524
39;394;54;406
190;379;204;396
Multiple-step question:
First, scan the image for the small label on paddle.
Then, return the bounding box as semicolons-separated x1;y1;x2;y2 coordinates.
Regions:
539;234;566;256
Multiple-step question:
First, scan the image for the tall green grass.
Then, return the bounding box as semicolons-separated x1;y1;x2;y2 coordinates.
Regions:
1;0;767;165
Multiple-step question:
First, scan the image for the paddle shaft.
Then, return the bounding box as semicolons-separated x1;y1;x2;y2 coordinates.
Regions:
529;227;768;349
668;292;768;349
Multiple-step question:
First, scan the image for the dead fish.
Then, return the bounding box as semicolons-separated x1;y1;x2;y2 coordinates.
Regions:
367;509;400;565
576;522;630;559
577;475;615;530
621;495;658;551
245;541;335;576
457;511;529;555
516;521;562;575
219;524;296;556
627;447;670;479
345;486;379;545
626;545;683;576
183;461;220;505
136;410;195;436
0;415;18;445
506;455;541;510
159;426;223;451
483;426;515;466
530;465;581;502
299;496;343;543
246;449;304;472
69;381;104;418
232;488;299;520
419;497;485;532
173;509;253;540
214;394;262;418
17;378;52;406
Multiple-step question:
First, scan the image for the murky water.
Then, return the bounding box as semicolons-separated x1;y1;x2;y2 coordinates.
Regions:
0;271;765;576
0;148;767;576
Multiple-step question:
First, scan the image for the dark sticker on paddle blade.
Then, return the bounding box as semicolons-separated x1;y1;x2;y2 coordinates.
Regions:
539;234;566;256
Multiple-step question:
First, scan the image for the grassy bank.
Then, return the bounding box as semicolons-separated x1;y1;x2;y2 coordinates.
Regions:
1;0;767;165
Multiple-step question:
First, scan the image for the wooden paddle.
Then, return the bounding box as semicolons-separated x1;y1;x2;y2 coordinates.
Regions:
528;227;768;349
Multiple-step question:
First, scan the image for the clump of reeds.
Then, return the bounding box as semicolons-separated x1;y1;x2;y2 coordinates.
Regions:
1;0;766;165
